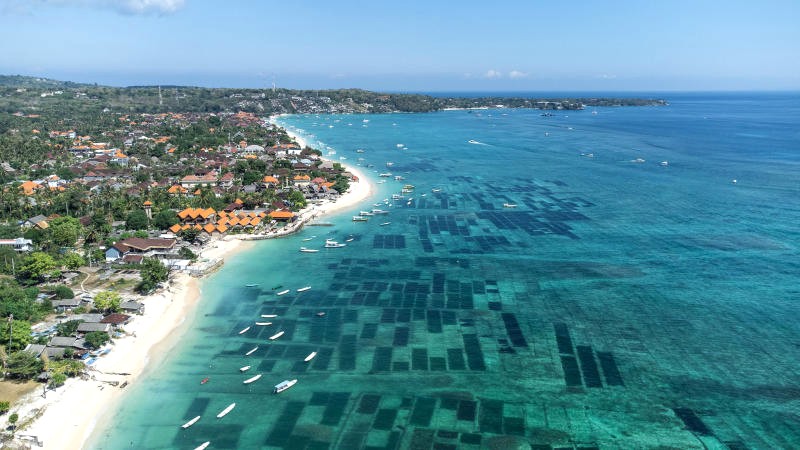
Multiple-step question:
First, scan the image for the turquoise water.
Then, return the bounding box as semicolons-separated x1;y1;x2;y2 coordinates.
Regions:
90;93;800;449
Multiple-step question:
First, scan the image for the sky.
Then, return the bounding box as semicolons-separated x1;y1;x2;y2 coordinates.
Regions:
1;0;799;91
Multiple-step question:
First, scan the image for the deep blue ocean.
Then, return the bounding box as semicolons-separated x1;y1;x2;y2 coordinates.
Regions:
89;93;800;449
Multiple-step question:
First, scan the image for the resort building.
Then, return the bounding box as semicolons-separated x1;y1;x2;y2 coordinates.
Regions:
0;238;34;252
105;237;177;262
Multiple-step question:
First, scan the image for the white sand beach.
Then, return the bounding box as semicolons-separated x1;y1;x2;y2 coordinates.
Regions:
14;125;374;450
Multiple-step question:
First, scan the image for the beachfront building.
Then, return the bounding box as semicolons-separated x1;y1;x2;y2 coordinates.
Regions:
105;237;177;262
0;237;34;252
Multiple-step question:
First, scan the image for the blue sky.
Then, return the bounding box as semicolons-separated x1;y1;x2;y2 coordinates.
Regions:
1;0;798;91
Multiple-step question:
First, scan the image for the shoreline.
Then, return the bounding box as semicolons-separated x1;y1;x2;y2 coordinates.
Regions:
14;119;374;450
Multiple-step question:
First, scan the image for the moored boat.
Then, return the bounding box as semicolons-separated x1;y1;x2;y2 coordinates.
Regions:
324;240;346;248
299;247;319;253
238;326;250;335
380;222;391;226
216;403;236;418
269;331;285;340
261;314;277;318
297;286;311;292
194;441;210;450
245;283;259;287
181;415;201;429
276;289;290;296
245;346;258;356
304;351;317;362
255;322;272;326
352;216;368;222
243;374;262;384
273;379;298;394
502;203;517;208
240;365;251;372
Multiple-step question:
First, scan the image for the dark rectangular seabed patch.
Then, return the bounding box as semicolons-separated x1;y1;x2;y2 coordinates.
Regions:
358;394;381;414
427;310;443;333
373;234;406;249
553;322;574;354
430;356;447;371
372;347;393;372
321;392;350;426
339;335;357;370
361;323;378;339
410;397;437;426
462;335;486;370
265;401;305;446
673;407;713;435
311;347;333;370
576;346;603;388
413;348;429;370
457;400;477;421
560;355;583;387
596;351;624;386
393;327;409;346
183;397;211;418
373;408;398;430
501;313;528;347
410;428;436;450
447;348;466;370
479;400;503;433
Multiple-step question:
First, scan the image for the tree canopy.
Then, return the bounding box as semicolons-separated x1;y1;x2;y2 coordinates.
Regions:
93;290;121;312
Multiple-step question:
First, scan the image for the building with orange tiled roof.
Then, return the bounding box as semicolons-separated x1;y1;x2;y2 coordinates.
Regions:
19;180;42;195
269;210;295;221
168;185;189;195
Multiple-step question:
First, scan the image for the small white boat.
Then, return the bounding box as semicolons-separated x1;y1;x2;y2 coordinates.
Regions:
245;283;259;287
240;365;251;372
299;247;319;253
194;442;210;450
273;379;298;394
276;289;290;296
379;172;392;177
269;331;285;340
431;188;441;193
297;286;311;292
380;222;391;226
304;351;317;362
371;209;389;214
255;322;272;326
216;403;236;418
353;216;368;222
503;203;517;208
325;240;346;248
243;374;262;384
396;143;404;148
238;326;250;335
261;314;277;318
245;346;258;356
302;237;314;241
181;415;201;429
345;237;354;242
660;160;669;166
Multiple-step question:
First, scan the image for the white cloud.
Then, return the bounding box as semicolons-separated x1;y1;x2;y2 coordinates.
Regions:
2;0;186;15
508;70;529;79
597;74;617;79
484;69;502;79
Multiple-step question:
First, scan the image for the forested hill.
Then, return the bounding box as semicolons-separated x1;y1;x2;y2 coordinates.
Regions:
0;75;666;115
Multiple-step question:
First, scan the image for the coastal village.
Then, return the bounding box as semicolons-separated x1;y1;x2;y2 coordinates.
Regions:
0;104;361;447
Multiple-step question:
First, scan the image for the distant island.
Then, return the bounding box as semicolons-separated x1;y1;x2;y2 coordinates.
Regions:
0;75;666;116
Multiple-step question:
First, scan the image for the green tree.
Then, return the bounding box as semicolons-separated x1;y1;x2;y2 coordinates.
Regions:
137;258;168;293
178;246;197;261
49;372;67;388
180;227;200;243
125;209;149;230
83;331;110;349
48;216;82;248
55;319;83;336
18;251;58;284
54;285;74;299
287;190;307;209
0;401;9;415
153;209;178;230
6;351;43;379
0;319;32;351
60;252;85;270
93;290;121;312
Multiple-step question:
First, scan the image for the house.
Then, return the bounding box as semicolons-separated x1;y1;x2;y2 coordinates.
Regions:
293;174;311;187
77;322;111;334
0;238;33;252
19;181;43;195
180;170;218;188
100;313;132;326
23;215;49;229
52;297;82;311
105;237;177;262
49;336;85;350
120;301;145;315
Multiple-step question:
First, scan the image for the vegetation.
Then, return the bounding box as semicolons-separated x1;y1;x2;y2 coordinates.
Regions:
137;258;168;293
53;285;74;299
0;280;50;322
55;319;83;336
93;290;121;313
0;319;33;351
83;331;110;349
5;351;43;379
0;401;9;415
